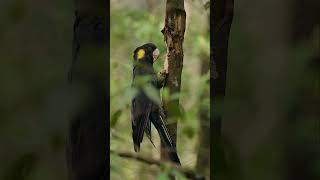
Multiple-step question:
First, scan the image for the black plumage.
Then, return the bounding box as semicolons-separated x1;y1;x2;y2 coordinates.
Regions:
131;43;181;164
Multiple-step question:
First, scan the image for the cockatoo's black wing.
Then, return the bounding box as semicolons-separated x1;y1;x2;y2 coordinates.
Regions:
150;111;181;164
131;94;154;152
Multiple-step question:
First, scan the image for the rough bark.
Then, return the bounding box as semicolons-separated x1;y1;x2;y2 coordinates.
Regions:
160;0;186;162
211;0;234;179
66;0;107;180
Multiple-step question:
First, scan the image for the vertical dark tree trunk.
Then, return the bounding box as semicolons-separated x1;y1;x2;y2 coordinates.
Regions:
287;2;320;179
211;0;234;179
160;0;186;162
66;0;108;180
222;0;290;179
287;46;320;180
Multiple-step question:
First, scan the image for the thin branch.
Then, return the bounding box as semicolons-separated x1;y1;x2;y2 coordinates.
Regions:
110;150;205;180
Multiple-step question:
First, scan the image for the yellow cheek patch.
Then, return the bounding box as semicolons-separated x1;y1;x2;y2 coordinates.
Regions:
137;49;145;60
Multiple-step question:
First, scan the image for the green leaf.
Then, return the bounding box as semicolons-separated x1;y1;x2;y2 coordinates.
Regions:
182;125;195;139
110;110;122;128
157;173;170;180
204;1;210;10
167;103;185;121
143;85;161;105
123;86;138;103
171;169;187;179
161;88;170;101
133;76;152;86
111;62;118;69
170;92;181;101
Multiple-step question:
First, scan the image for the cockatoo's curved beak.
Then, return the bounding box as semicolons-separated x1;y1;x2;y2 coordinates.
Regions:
153;48;160;62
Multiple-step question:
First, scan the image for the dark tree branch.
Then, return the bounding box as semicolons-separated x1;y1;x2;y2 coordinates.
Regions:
66;1;108;180
110;150;205;180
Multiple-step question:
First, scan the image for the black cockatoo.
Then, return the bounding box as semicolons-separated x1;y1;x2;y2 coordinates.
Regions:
131;43;181;165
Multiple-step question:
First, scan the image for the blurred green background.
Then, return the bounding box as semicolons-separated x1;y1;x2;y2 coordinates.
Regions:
110;0;210;179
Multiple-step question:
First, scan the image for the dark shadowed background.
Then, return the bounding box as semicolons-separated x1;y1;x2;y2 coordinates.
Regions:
0;1;85;180
214;0;320;180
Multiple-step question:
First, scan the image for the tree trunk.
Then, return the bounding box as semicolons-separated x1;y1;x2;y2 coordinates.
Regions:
160;0;186;163
222;0;290;179
287;2;320;178
212;0;234;179
66;0;107;180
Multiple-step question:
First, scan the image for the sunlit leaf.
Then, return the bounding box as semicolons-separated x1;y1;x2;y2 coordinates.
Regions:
162;87;170;101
